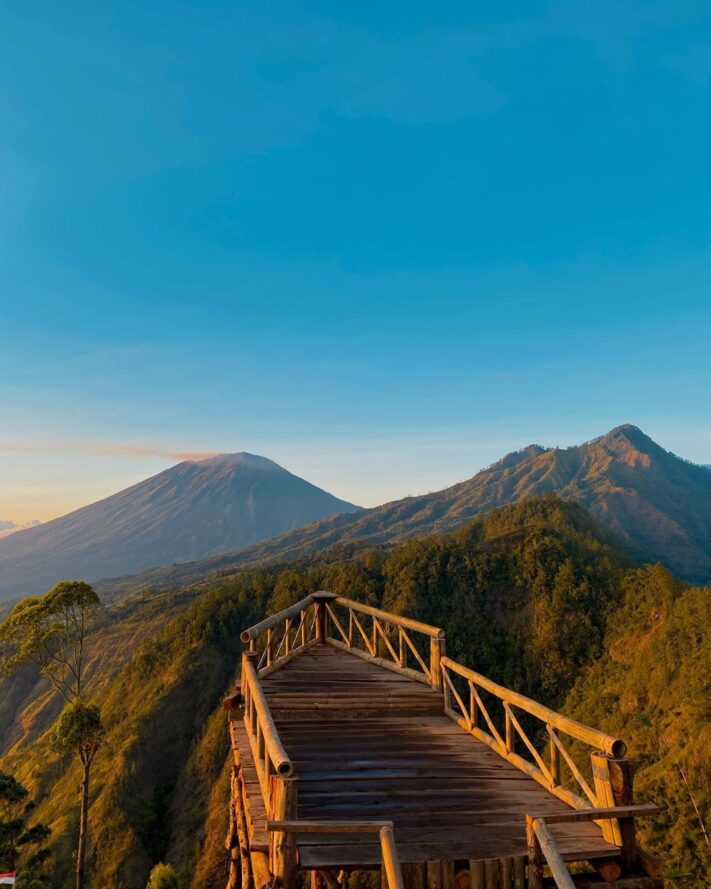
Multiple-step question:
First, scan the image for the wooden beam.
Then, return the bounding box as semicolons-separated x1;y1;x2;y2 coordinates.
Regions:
241;596;316;642
267;820;393;833
331;595;445;639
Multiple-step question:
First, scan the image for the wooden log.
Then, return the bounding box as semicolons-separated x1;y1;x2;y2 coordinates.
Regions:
242;655;293;777
525;816;543;889
232;767;253;889
591;752;620;845
499;858;513;889
403;862;427;889
269;776;298;889
426;862;443;889
380;826;405;889
512;857;525;889
430;638;445;693
530;819;575;889
529;804;658;824
241;596;315;641
593;858;623;882
483;859;499;889
267;820;393;833
468;861;484;889
607;757;638;872
440;862;455;889
441;657;625;757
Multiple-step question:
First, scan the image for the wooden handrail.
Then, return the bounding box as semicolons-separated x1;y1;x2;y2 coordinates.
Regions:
241;653;293;778
328;594;445;638
240;596;316;641
267;820;393;832
529;803;658;825
441;656;625;757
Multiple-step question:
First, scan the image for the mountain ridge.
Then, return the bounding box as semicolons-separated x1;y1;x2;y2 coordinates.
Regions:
0;453;359;600
97;425;711;598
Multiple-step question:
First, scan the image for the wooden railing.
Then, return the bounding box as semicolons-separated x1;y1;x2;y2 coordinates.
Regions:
525;805;658;889
241;596;320;677
318;592;446;690
266;820;404;889
440;656;627;821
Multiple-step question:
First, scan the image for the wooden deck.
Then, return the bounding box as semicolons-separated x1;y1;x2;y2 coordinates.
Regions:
226;593;662;889
232;644;618;870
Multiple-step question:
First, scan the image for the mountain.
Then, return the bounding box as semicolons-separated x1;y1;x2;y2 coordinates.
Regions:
0;453;359;601
98;425;711;599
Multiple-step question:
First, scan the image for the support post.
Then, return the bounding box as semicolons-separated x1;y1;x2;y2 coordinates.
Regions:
525;816;543;889
607;756;637;872
269;776;298;888
591;753;622;846
430;635;445;692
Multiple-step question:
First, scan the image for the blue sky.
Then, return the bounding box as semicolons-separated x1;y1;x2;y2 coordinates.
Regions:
1;1;710;520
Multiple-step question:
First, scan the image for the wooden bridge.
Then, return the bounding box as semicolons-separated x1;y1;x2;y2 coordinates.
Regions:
224;592;661;889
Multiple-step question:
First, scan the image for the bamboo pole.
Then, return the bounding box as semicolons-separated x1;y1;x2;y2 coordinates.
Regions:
430;637;445;692
591;753;621;845
468;861;484;889
441;657;625;756
525;816;543;889
331;595;445;638
241;596;316;641
380;825;405;889
242;654;293;777
530;819;575;889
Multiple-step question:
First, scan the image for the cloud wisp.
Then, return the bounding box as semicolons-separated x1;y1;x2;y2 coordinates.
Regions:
0;440;221;462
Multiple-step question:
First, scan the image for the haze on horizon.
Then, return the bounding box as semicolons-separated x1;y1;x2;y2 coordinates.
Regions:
2;1;710;523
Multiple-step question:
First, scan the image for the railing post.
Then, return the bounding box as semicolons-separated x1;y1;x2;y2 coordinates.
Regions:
269;776;298;889
591;752;623;847
430;633;445;692
266;627;273;667
525;815;543;889
242;650;258;698
604;755;637;872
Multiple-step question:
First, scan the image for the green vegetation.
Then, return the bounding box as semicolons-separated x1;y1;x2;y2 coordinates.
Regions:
0;581;103;889
0;496;708;887
146;862;179;889
0;771;51;886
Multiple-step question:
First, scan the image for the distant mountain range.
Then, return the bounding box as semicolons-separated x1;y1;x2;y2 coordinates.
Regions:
96;425;711;598
0;519;42;539
0;453;358;601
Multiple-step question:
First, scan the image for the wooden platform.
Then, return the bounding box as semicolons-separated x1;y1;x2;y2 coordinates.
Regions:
231;644;620;870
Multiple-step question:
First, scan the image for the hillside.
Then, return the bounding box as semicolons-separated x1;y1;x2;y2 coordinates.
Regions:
4;496;708;887
98;424;711;600
0;453;358;601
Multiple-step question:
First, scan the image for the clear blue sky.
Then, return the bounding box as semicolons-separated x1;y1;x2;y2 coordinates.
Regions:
1;1;710;521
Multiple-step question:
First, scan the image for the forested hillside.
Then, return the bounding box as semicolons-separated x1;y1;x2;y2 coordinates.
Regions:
1;496;708;887
98;424;711;602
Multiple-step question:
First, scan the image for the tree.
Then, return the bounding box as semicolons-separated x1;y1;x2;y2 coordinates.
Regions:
0;772;51;884
146;862;179;889
0;580;100;700
0;581;102;889
50;701;103;889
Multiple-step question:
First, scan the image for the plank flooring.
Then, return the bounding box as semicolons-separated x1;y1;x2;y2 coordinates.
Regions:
231;643;620;869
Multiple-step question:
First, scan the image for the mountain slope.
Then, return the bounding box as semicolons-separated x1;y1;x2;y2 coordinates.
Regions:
0;453;358;600
99;425;711;599
4;497;707;886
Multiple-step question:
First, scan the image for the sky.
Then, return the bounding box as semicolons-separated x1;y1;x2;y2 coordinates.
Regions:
1;1;711;522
